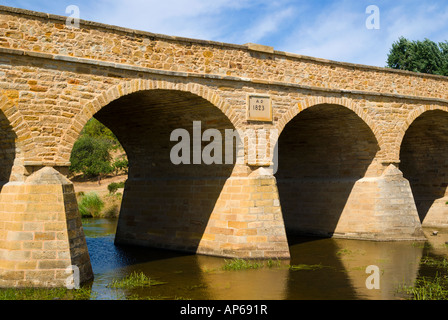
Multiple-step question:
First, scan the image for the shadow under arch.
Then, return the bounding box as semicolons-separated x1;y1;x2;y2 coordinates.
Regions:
275;103;380;239
399;109;448;225
85;88;237;253
0;108;17;188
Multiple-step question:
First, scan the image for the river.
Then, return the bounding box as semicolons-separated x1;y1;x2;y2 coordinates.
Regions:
80;218;448;300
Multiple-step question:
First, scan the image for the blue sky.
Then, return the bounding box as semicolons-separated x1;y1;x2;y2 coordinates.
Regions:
2;0;448;67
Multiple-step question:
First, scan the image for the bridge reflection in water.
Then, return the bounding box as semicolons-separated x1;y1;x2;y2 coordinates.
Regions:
82;219;438;300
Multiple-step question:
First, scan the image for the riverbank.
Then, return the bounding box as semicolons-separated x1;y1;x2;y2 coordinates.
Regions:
71;174;127;219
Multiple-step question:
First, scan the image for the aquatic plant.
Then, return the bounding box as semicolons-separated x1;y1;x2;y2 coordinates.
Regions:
221;258;265;271
289;264;325;271
108;271;166;289
399;274;448;300
266;258;282;268
419;256;448;268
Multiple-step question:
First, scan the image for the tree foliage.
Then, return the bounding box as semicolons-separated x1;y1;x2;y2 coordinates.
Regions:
387;37;448;76
69;135;114;177
69;118;128;178
81;118;119;145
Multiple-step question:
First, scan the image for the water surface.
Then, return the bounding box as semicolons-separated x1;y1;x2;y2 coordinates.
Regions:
82;219;448;300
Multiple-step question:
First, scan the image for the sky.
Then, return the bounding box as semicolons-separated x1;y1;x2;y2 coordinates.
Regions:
2;0;448;67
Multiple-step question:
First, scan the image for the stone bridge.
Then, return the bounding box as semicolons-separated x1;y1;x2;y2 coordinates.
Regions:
0;6;447;287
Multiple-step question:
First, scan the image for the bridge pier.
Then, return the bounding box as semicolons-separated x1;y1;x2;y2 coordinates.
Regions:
197;168;290;259
115;167;290;259
0;166;93;288
332;163;426;241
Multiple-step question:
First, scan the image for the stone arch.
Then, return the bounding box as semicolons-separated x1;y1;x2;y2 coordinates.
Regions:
277;95;383;152
275;101;381;238
0;89;31;182
59;78;241;254
393;104;448;161
399;107;448;227
56;79;239;163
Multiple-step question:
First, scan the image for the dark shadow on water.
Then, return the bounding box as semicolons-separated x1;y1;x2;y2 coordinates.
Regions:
285;232;330;246
81;219;430;300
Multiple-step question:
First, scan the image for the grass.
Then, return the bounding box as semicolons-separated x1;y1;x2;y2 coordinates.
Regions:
220;258;283;271
77;191;122;219
108;271;167;289
399;274;448;300
0;287;94;300
397;255;448;300
78;192;104;218
411;241;432;249
419;256;448;268
221;258;324;272
336;248;353;256
221;258;265;271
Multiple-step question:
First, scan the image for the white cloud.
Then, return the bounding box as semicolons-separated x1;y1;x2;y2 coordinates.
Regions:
276;1;448;67
278;3;382;65
237;7;296;45
82;0;258;40
4;0;448;67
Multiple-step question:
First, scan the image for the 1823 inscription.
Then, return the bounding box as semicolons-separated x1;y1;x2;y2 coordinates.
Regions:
247;95;272;122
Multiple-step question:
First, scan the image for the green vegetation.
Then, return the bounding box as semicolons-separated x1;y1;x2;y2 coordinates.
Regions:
411;241;432;249
399;274;448;300
0;287;93;300
70;135;114;178
69;118;128;179
397;255;448;300
108;271;167;289
78;192;104;218
221;258;283;271
266;258;282;268
336;248;352;255
387;37;448;76
77;191;123;219
222;258;265;271
113;157;129;175
419;256;448;268
289;264;325;271
108;181;126;195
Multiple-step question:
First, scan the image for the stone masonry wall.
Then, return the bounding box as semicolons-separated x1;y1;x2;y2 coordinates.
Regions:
0;6;446;287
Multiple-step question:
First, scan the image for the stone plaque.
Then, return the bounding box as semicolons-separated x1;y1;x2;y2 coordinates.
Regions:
247;95;272;122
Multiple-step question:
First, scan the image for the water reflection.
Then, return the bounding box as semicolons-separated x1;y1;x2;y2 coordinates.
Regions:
331;238;422;300
81;219;448;300
196;256;290;300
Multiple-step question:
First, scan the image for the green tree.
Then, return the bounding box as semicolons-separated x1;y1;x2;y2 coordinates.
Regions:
387;37;448;76
81;118;119;144
69;135;114;178
113;157;129;175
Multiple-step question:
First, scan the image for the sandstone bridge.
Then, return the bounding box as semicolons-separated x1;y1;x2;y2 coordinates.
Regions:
0;6;447;287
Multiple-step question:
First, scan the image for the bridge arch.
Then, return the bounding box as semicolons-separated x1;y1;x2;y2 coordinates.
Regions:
393;105;448;161
277;96;383;149
57;79;240;164
275;101;381;238
399;108;448;227
61;80;241;253
0;89;30;182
